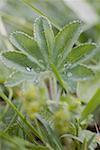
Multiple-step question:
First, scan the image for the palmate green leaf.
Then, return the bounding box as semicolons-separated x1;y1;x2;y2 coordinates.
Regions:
10;31;45;65
66;43;97;68
1;16;99;91
34;17;55;63
81;89;100;121
54;21;82;66
64;65;94;81
2;51;41;72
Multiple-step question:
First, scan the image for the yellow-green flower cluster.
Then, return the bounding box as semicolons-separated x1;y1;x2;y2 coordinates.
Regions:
22;84;46;119
60;95;81;116
53;105;70;134
53;95;81;134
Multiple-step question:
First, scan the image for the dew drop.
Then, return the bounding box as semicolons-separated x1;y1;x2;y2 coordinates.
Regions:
67;72;72;77
26;67;32;72
64;63;67;68
64;63;71;69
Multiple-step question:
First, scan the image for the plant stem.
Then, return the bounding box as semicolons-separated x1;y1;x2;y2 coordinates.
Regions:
1;88;13;119
50;63;68;91
22;0;61;30
0;92;42;141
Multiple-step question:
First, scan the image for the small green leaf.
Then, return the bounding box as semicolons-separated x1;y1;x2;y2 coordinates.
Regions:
5;71;37;87
66;43;97;68
42;17;55;59
34;17;54;63
54;21;82;65
77;72;100;102
37;115;63;150
91;47;100;63
2;51;40;72
81;89;100;121
66;65;94;81
79;130;96;150
63;78;77;93
0;62;10;83
10;31;45;67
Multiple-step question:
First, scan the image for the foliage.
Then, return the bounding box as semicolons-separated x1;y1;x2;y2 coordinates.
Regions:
0;0;100;150
1;17;98;93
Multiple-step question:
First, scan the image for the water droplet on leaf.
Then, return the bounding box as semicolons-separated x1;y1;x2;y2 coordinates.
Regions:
26;67;32;72
64;63;71;69
64;64;67;68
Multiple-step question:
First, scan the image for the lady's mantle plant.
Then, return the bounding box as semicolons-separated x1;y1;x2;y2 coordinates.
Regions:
2;16;98;91
0;16;100;150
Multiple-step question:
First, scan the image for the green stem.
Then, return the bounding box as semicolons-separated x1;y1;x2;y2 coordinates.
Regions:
4;105;20;133
23;0;46;16
50;63;68;91
1;88;13;119
22;0;61;30
0;92;42;141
